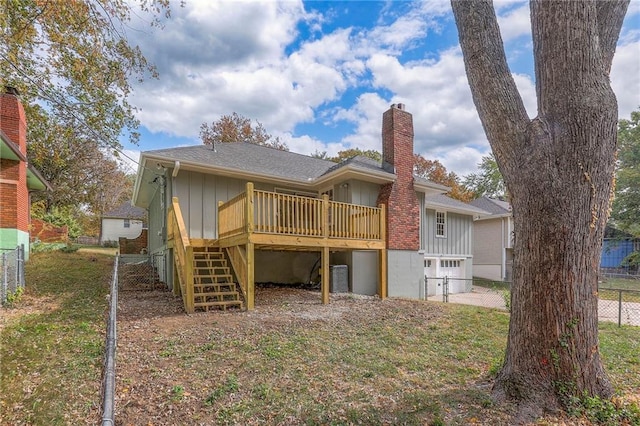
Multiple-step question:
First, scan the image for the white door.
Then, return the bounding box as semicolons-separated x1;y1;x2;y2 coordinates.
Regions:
438;259;465;293
424;258;439;296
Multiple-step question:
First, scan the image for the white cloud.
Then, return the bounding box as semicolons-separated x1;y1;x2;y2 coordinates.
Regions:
497;3;531;42
611;39;640;119
433;146;488;177
125;0;639;181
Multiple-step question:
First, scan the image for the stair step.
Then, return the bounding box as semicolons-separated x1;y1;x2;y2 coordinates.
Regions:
194;290;239;297
194;284;236;291
194;284;236;292
194;300;243;311
194;274;233;281
194;266;230;272
193;252;224;258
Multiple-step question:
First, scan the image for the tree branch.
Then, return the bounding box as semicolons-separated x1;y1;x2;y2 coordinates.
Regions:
450;0;530;166
597;0;630;72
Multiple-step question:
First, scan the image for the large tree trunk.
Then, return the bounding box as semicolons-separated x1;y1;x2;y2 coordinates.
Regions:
451;0;629;419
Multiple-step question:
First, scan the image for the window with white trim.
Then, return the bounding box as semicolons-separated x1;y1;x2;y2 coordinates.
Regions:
124;218;130;228
435;211;446;238
440;260;461;268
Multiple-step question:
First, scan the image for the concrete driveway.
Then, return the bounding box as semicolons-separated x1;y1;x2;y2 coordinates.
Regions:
428;286;640;327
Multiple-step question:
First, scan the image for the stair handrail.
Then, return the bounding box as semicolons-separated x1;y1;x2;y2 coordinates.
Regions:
169;197;194;313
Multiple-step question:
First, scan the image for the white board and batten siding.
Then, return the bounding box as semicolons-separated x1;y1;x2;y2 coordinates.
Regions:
419;193;475;295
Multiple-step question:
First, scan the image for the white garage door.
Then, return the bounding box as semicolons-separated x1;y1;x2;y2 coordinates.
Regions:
439;259;463;278
439;259;466;293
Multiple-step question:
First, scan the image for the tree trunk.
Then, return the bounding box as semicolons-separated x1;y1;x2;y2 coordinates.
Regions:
451;0;629;419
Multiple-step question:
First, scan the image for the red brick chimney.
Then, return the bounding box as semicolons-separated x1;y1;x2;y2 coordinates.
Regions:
377;104;420;250
0;87;29;233
1;87;27;155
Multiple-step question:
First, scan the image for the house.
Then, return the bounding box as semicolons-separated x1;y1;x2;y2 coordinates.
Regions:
132;104;483;312
601;226;639;273
422;194;490;296
468;196;513;282
100;201;147;246
469;198;639;280
0;87;50;259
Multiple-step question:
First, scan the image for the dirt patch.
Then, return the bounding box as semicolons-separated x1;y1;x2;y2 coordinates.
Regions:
114;284;467;425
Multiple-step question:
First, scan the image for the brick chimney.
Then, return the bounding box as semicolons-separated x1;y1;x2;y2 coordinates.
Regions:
377;104;420;250
0;87;27;155
0;87;29;233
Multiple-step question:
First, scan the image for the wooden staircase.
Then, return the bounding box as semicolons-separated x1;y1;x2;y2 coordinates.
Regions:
192;247;244;311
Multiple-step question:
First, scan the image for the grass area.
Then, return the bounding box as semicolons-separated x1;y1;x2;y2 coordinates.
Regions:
599;276;640;291
474;276;640;303
1;251;639;425
0;251;113;425
193;307;511;424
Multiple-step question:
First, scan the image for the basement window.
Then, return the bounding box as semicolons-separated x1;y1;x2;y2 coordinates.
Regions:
435;211;446;238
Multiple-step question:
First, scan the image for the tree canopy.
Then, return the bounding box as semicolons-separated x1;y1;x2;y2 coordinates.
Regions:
0;1;171;149
610;109;640;237
413;154;472;202
200;112;288;151
463;153;507;199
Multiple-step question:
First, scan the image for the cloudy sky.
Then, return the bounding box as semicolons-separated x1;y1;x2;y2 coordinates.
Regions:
121;0;640;177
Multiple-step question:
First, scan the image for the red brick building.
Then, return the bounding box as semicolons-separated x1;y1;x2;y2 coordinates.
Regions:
0;87;50;257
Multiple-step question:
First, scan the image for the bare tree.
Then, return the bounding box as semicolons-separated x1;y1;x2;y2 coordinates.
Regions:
199;112;288;151
451;0;629;419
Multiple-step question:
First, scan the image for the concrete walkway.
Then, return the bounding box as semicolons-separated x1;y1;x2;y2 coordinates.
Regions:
428;286;640;327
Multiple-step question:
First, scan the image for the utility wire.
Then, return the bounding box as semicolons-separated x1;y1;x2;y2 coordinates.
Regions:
0;51;155;175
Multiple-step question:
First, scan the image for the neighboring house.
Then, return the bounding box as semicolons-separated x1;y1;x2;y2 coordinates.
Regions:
423;194;489;295
0;87;51;260
132;104;483;312
468;196;514;282
100;201;146;245
601;226;639;272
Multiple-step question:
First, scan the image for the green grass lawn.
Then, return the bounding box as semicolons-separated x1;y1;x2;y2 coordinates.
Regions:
0;251;113;425
1;251;639;425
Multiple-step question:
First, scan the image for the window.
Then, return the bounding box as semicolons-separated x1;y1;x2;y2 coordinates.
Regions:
440;260;461;268
435;211;446;238
124;219;130;228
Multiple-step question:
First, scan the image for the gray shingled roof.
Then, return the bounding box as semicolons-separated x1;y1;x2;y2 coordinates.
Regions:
425;193;490;216
144;143;337;181
469;196;511;215
103;201;146;219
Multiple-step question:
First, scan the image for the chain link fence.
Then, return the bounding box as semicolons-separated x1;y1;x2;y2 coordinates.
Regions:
1;245;25;305
117;254;166;292
428;276;640;327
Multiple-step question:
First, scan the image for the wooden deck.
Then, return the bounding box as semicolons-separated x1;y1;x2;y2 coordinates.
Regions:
169;183;387;313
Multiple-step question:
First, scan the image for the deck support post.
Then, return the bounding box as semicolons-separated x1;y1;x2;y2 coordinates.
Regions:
185;245;194;313
378;203;387;299
246;242;255;310
379;249;387;300
321;246;330;304
172;258;181;297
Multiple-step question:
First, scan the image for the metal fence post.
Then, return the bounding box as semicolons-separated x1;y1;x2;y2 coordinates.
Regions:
18;244;24;290
618;290;622;327
443;276;449;303
2;251;7;304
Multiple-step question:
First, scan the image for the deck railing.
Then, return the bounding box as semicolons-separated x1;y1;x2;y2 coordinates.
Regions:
218;183;384;241
168;197;194;313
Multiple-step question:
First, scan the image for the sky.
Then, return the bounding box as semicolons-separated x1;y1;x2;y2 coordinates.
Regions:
119;0;640;177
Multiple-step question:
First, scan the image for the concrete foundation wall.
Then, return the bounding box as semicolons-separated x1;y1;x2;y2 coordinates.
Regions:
351;250;379;296
254;250;320;284
387;250;424;299
0;229;30;260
